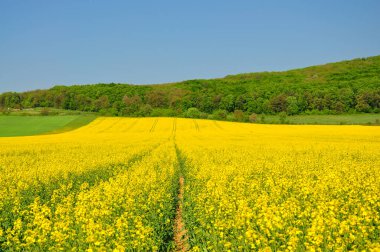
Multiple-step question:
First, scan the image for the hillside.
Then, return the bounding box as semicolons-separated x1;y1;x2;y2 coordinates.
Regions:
1;56;379;121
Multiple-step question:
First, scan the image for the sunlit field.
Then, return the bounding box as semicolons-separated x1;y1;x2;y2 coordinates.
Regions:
0;117;379;251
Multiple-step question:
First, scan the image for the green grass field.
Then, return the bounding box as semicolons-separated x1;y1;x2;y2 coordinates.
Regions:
0;115;96;137
0;112;378;137
3;107;95;116
260;113;380;125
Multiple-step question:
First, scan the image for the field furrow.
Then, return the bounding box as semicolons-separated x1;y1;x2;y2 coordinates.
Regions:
0;117;379;251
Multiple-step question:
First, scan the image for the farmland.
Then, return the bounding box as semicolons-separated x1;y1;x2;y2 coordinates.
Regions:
0;117;379;251
0;115;96;137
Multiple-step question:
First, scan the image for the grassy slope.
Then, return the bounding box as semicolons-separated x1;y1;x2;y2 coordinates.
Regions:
0;115;96;137
43;116;97;134
262;113;380;125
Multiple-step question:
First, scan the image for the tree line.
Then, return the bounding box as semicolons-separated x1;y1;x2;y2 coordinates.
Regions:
1;56;379;121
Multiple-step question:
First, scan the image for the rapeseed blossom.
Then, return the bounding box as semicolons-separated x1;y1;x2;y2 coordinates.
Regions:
0;117;379;251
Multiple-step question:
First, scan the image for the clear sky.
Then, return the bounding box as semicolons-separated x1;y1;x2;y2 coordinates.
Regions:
1;0;379;93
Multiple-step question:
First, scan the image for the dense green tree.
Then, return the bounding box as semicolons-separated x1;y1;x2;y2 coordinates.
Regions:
0;92;21;108
62;93;77;110
146;90;168;108
168;88;188;109
76;94;93;111
185;107;201;118
332;101;345;114
137;104;153;116
234;95;246;110
286;96;299;115
269;94;287;113
123;95;142;114
54;94;65;108
212;109;228;120
198;95;215;113
249;113;257;122
233;110;244;121
94;95;110;111
1;55;379;118
112;101;126;115
220;94;235;112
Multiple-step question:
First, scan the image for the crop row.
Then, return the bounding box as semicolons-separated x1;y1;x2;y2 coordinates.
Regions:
0;118;379;251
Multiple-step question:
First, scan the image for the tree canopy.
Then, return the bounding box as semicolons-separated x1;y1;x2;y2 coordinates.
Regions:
1;56;379;120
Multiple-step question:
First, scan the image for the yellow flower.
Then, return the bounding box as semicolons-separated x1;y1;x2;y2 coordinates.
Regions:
0;117;379;251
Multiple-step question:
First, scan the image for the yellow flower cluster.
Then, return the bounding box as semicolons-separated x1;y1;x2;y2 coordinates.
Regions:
175;121;380;251
0;118;175;251
0;117;379;251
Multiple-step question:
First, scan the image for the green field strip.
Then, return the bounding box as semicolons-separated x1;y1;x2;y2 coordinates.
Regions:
43;115;97;134
0;115;97;137
261;113;380;125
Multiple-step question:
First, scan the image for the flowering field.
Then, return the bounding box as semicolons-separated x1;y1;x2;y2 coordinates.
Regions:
0;117;379;251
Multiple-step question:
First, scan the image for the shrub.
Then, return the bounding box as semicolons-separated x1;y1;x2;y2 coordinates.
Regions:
40;108;50;116
185;108;201;118
260;114;266;123
249;113;257;123
233;110;244;122
279;112;287;124
151;108;177;117
212;109;228;120
0;108;11;115
137;104;153;116
226;114;235;121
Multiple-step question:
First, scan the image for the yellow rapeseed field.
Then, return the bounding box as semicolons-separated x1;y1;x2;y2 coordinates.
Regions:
0;117;379;251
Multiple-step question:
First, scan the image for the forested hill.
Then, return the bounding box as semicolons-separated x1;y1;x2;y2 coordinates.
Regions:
1;56;380;120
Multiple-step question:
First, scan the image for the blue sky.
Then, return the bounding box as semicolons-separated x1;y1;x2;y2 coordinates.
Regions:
1;0;379;92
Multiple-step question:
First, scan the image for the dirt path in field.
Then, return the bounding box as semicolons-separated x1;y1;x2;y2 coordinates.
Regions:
174;176;189;251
